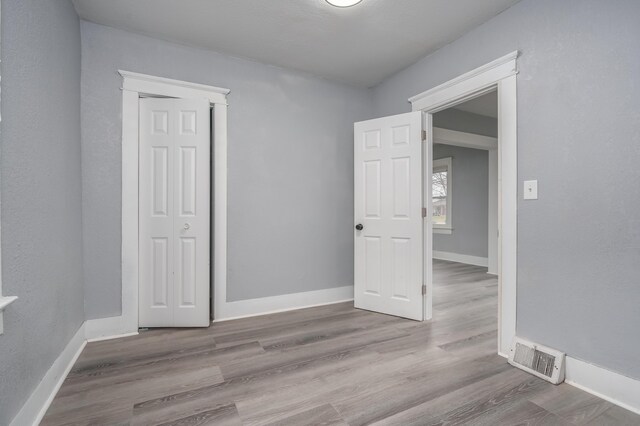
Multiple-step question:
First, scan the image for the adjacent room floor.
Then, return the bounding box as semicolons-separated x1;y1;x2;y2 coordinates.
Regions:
42;260;639;425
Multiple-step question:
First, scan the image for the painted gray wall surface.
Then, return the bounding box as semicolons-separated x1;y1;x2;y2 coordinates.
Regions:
81;22;373;318
0;1;83;423
433;109;497;138
433;144;488;258
373;0;640;379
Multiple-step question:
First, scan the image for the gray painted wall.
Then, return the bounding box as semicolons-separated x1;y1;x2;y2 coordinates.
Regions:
433;144;488;258
434;109;497;138
81;22;373;318
373;0;640;380
0;1;84;423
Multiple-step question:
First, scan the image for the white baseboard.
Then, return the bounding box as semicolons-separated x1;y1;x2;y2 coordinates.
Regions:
85;315;139;342
86;286;355;331
10;318;139;425
565;356;640;415
10;323;86;426
87;330;139;343
433;251;488;267
214;285;354;322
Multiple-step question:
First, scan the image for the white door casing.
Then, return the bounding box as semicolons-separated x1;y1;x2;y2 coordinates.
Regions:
409;51;518;355
354;111;424;321
139;98;211;327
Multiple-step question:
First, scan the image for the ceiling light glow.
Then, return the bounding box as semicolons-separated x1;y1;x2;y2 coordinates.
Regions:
326;0;363;7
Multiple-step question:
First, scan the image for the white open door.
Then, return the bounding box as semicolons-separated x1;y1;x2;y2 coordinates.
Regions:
354;112;424;321
139;98;211;328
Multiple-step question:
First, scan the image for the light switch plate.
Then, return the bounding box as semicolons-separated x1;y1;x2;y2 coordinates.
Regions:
523;180;538;200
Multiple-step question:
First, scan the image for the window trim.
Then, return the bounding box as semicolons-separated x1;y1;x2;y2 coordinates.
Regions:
432;157;452;235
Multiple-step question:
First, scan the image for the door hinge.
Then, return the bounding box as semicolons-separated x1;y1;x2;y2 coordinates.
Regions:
422;284;427;295
422;207;427;218
422;130;427;141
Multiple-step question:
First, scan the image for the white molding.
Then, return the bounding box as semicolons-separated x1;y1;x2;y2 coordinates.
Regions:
0;295;18;311
213;286;354;322
413;53;518;355
0;296;18;334
84;315;139;341
433;251;488;268
0;294;17;338
497;75;518;356
432;157;452;171
433;127;498;150
409;51;518;112
118;70;229;105
487;149;499;275
121;89;140;336
118;71;229;333
0;296;18;335
422;113;434;321
565;357;640;415
87;330;138;343
213;105;228;321
10;324;86;426
433;228;452;235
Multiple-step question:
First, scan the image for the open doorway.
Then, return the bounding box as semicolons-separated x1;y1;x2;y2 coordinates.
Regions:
430;90;501;357
411;52;518;355
432;91;499;272
353;52;517;354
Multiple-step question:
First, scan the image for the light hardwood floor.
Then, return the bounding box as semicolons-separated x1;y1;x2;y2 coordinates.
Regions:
42;260;639;425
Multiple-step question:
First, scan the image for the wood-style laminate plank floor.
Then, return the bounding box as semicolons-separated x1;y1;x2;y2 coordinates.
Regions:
42;260;639;425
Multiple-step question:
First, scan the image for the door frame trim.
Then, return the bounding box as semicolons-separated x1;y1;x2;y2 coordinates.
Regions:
117;71;229;336
410;51;518;355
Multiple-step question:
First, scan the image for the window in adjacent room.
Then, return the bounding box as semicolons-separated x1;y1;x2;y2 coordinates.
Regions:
432;157;452;234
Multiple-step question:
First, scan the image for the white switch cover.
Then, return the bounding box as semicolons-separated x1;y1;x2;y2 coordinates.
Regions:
523;180;538;200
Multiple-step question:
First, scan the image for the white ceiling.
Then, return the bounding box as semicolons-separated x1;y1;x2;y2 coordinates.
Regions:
453;90;498;118
72;0;520;87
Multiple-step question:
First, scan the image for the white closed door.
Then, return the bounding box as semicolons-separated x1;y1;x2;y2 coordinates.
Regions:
139;98;211;328
354;112;424;321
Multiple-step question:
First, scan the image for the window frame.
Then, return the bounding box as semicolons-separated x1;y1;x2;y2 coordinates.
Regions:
432;157;453;234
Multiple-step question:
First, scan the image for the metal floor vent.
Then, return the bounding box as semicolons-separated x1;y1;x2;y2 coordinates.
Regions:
508;337;565;384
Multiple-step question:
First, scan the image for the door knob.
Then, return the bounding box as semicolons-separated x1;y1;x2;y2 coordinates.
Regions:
183;223;191;230
355;224;363;231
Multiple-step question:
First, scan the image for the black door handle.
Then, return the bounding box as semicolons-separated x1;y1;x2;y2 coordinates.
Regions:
355;224;363;231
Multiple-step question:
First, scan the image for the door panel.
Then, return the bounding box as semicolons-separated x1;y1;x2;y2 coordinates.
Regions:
179;147;197;216
140;98;210;328
151;237;169;307
364;236;382;295
178;237;196;306
391;237;410;299
364;160;381;218
392;156;411;218
354;112;423;321
151;147;169;216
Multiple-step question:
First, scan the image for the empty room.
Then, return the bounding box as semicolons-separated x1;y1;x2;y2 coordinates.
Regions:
1;0;639;425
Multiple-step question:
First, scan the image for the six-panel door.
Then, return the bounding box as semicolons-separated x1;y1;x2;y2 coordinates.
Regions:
139;98;211;327
354;112;424;321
